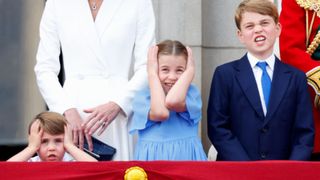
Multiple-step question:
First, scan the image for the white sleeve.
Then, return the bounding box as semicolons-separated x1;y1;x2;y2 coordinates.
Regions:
34;0;74;114
111;0;156;117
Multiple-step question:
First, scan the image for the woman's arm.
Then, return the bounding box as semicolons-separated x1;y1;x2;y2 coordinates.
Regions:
34;0;87;149
82;0;156;135
109;0;156;117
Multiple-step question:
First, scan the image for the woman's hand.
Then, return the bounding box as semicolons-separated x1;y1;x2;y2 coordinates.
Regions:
63;108;87;150
82;102;121;137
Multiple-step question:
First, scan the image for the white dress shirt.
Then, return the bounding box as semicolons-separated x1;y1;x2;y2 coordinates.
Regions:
247;52;275;116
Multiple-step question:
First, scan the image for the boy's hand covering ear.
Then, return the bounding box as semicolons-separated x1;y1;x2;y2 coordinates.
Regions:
64;125;74;148
28;120;43;151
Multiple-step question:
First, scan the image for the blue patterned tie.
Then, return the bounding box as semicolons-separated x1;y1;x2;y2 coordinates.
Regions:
256;62;271;108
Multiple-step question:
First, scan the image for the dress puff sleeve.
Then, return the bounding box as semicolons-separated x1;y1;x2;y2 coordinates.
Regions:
129;87;156;134
178;84;202;125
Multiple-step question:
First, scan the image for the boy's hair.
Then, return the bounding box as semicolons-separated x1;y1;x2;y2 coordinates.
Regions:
28;112;67;135
157;40;188;59
235;0;279;30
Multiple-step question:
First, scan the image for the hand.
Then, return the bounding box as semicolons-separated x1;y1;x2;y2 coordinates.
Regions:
82;102;121;136
63;108;86;149
147;46;159;76
63;125;74;149
185;46;195;76
7;120;43;162
28;120;43;151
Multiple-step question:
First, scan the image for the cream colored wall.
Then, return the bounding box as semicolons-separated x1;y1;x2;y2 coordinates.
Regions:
21;0;46;139
0;0;45;144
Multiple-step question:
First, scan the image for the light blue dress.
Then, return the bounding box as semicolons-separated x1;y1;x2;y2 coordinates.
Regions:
130;84;207;160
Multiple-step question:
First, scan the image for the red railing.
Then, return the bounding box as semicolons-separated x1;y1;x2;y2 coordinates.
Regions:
2;161;320;180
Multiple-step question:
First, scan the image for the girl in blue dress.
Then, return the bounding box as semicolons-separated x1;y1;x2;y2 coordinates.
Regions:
130;40;207;160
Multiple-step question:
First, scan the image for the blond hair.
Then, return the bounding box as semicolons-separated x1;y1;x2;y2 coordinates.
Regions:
28;112;67;135
235;0;279;30
157;40;188;59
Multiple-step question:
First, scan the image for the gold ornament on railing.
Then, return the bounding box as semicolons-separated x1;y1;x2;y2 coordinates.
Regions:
124;166;148;180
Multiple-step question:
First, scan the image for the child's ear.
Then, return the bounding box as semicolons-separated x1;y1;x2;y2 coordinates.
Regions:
276;22;282;37
237;29;245;43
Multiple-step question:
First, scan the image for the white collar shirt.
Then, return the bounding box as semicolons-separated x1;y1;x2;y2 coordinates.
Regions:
247;52;275;116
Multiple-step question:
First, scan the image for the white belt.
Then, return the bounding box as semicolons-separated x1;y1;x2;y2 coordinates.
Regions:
67;73;113;80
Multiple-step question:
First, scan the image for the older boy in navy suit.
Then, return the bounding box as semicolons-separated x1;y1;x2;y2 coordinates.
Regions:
207;0;314;161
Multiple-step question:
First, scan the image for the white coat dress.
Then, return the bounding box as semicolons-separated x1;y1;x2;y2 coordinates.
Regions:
34;0;155;160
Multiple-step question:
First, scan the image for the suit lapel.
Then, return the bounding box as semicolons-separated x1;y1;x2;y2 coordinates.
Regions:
235;55;264;117
95;0;124;38
265;58;291;124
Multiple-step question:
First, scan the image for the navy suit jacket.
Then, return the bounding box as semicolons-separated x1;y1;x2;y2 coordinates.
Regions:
207;54;314;161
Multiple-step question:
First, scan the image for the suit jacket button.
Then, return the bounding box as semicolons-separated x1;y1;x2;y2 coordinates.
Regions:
261;128;268;133
261;153;266;159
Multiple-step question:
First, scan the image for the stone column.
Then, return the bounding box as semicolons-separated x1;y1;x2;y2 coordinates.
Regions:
153;0;202;88
21;0;46;140
202;0;246;153
0;0;44;145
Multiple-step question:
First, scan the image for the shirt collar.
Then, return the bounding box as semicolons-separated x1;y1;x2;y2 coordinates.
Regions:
247;52;275;71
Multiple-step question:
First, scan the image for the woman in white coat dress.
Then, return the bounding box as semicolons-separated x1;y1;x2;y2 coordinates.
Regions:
34;0;156;160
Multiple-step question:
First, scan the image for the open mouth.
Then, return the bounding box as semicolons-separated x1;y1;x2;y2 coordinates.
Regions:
255;35;266;42
47;154;58;161
164;82;176;91
165;83;174;87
